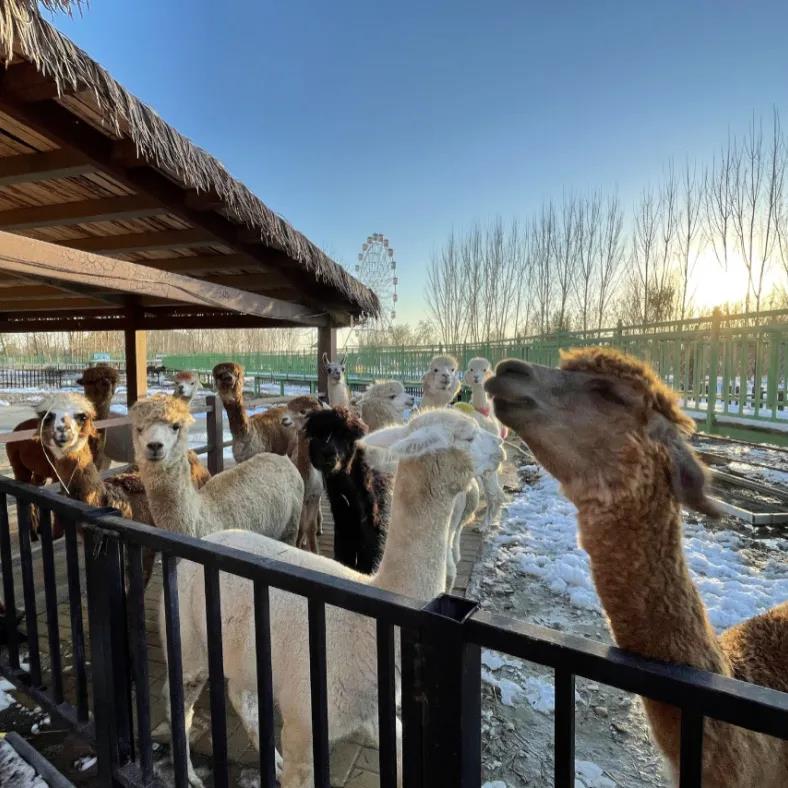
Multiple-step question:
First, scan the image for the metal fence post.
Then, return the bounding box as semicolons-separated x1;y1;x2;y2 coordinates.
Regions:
205;394;224;475
401;595;481;788
706;308;721;431
84;526;133;787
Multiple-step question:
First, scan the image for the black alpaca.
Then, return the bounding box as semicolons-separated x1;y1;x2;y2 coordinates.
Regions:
304;407;390;572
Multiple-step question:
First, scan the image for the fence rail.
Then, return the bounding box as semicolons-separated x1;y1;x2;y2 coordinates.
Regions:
0;476;786;786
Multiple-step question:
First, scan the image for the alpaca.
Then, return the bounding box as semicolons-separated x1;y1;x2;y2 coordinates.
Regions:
40;392;211;584
419;354;461;409
163;409;505;788
212;362;296;463
77;364;120;470
131;395;302;543
285;395;326;552
486;348;788;787
173;371;201;402
321;353;351;407
446;478;480;592
303;407;390;573
357;380;414;432
464;357;508;439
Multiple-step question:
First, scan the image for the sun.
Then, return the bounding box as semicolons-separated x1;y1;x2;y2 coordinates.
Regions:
689;248;751;311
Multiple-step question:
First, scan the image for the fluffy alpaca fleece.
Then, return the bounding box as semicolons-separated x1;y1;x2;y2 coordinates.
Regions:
131;395;302;543
173;371;201;402
463;357;508;439
304;407;391;573
286;395;326;552
419;354;461;409
162;409;505;788
77;364;120;470
446;477;480;592
321;353;351;407
487;348;788;787
357;380;414;432
212;362;296;463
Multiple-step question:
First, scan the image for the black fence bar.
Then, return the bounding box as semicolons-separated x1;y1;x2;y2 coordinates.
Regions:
38;509;63;704
307;598;330;788
376;620;398;788
554;668;575;788
64;517;89;722
125;543;154;786
0;491;20;668
203;564;229;788
205;395;224;476
162;553;189;788
17;501;41;686
253;581;277;788
679;709;705;787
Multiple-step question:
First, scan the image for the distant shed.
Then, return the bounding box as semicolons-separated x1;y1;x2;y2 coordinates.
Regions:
0;1;378;401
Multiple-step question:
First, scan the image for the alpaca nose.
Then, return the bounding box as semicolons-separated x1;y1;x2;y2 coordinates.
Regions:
494;359;532;378
147;441;163;452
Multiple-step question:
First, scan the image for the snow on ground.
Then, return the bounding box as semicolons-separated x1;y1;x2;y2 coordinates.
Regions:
0;740;47;788
0;677;15;712
471;454;787;787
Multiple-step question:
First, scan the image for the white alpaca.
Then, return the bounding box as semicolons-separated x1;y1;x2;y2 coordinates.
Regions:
130;395;302;542
446;477;480;592
162;409;504;788
419;354;461;409
173;371;201;403
321;354;351;407
357;380;414;432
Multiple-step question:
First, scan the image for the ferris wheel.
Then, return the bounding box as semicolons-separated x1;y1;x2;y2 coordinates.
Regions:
355;233;398;331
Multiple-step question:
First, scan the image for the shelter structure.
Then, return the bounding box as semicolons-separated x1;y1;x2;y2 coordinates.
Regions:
0;1;377;401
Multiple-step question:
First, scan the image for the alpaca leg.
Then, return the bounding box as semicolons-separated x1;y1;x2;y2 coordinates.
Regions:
29;473;49;541
316;504;323;536
160;669;208;788
226;681;283;779
481;472;504;526
280;719;314;788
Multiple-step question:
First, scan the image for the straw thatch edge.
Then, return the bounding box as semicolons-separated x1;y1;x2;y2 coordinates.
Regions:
0;2;379;317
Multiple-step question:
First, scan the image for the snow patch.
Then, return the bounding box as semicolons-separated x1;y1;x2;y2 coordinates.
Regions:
0;677;15;711
575;759;617;787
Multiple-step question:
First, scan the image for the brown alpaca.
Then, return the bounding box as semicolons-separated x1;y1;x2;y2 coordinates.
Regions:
486;347;788;788
77;365;120;471
212;362;296;463
40;392;210;584
286;395;326;552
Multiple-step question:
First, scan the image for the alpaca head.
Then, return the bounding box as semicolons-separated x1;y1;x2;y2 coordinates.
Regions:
322;353;347;384
360;380;415;411
174;371;201;401
37;393;96;458
77;364;119;407
212;362;244;402
361;409;504;493
130;395;194;465
486;347;718;515
286;395;325;429
422;354;460;395
304;406;367;474
464;357;493;387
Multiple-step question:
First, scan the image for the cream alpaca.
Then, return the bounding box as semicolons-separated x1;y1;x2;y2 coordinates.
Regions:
487;348;788;788
212;362;296;463
419;354;460;408
162;409;504;788
131;395;302;543
321;353;351;407
357;380;414;431
173;371;201;402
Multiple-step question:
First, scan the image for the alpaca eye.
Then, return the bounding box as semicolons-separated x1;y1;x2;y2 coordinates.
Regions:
433;368;438;373
136;427;143;434
172;423;181;432
389;394;397;399
76;414;86;424
42;414;54;425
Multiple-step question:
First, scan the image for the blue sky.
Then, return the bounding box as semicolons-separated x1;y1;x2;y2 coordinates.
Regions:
54;1;788;322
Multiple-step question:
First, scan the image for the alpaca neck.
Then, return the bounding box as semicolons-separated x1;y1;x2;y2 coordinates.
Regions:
221;392;250;439
57;441;106;507
328;379;350;407
138;452;202;534
89;396;112;421
373;454;460;599
470;384;490;414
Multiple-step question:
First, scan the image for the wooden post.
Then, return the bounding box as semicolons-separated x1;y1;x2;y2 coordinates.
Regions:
205;394;224;475
317;326;337;399
124;328;147;407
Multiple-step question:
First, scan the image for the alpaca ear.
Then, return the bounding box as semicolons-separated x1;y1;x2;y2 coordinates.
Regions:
76;377;84;385
359;425;409;450
649;415;720;518
321;353;329;367
388;426;452;460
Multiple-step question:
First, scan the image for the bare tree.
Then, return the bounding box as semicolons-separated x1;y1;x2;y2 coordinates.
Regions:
426;231;469;345
596;194;624;329
704;134;735;271
552;196;578;331
676;160;703;319
574;193;601;332
631;188;660;324
531;203;556;333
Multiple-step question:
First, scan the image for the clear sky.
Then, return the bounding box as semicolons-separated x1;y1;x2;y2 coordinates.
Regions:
54;1;788;323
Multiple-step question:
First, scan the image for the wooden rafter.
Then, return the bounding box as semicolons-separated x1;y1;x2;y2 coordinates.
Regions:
59;228;215;255
0;148;96;185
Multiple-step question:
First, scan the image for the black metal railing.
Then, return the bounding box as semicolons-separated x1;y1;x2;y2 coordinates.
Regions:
0;476;786;787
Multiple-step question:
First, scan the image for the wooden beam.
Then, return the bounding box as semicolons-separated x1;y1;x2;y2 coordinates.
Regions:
59;228;215;255
0;93;358;320
124;320;147;405
0;194;164;230
0;312;130;332
0;296;112;311
184;188;224;211
0;149;95;186
2;63;83;103
317;326;337;397
132;253;261;274
201;272;292;290
0;230;329;326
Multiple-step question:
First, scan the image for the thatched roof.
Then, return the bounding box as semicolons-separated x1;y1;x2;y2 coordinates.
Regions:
0;1;379;318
